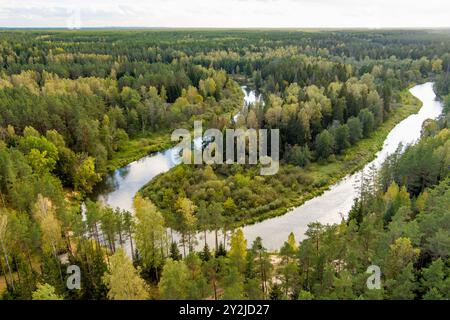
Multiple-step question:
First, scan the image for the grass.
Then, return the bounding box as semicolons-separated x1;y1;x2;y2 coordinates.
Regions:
104;102;244;172
105;129;174;172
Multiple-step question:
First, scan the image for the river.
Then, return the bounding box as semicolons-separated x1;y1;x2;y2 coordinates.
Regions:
96;86;260;212
97;82;442;251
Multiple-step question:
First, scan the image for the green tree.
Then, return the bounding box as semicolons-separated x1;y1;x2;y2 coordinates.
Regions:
169;242;182;261
358;109;375;137
0;210;15;291
134;195;167;281
33;195;64;282
384;238;420;279
203;257;222;300
209;202;224;252
19;133;59;174
247;237;272;299
347;116;363;144
228;228;247;273
269;283;284;300
174;197;197;256
103;248;149;300
32;283;63;300
334;124;350;154
69;238;108;300
286;145;311;167
298;290;314;300
315;129;334;160
184;253;210;299
73;155;101;193
386;263;417;300
420;258;448;299
197;202;212;248
158;259;189;299
221;265;244;300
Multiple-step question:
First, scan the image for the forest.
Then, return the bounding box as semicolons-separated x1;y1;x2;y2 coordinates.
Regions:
0;29;449;300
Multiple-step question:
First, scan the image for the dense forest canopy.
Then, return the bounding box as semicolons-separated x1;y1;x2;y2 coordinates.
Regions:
0;29;448;300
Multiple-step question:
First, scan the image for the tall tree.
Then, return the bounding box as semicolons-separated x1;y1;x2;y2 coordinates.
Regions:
134;195;167;281
102;248;149;300
174;197;197;257
315;129;334;160
228;228;247;274
0;210;15;290
158;259;189;299
347;116;363;145
334;124;350;154
33;194;63;283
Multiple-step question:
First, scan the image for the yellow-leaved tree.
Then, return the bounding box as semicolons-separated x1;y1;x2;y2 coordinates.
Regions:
103;248;149;300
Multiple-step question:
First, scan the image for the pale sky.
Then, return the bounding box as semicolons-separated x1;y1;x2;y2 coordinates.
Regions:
1;0;449;29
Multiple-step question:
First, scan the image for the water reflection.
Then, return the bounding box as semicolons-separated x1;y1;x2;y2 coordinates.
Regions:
242;82;443;250
96;86;258;212
96;82;442;251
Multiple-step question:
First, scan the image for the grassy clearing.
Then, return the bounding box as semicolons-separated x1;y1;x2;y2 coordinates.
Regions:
104;104;244;173
105;130;174;172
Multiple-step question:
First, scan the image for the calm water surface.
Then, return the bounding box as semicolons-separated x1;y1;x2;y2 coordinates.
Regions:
97;82;442;251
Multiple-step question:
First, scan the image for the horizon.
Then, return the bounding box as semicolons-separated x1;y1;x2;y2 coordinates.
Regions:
2;0;450;29
2;27;450;30
0;7;449;306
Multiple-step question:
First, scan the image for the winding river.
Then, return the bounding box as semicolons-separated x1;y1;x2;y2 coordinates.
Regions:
97;82;442;251
96;86;260;212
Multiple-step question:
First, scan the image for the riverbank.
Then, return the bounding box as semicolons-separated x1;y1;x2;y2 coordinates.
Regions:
103;86;246;173
104;130;174;172
141;86;423;227
238;87;422;226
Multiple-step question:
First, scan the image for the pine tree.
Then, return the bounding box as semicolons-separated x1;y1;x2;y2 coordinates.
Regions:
184;253;209;299
221;265;244;300
169;242;182;261
420;258;448;299
386;263;417;300
200;244;211;262
248;237;272;299
216;243;227;257
269;283;284;300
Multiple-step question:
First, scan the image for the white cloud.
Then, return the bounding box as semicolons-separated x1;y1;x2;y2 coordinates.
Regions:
0;0;449;28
